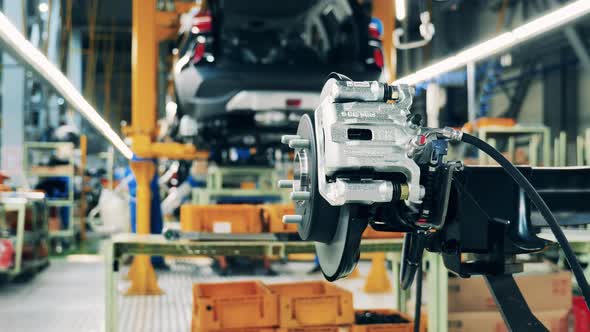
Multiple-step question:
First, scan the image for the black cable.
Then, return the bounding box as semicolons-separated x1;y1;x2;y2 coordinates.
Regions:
413;263;423;332
461;133;590;308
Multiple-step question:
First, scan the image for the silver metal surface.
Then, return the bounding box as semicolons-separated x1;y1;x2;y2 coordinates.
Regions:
277;180;294;188
281;135;301;144
283;215;303;224
321;79;385;102
289;138;311;149
314;80;422;204
290;191;311;201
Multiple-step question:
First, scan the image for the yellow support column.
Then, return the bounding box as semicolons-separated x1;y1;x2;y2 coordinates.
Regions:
364;252;392;293
126;161;162;295
372;0;396;81
126;0;162;296
348;265;361;279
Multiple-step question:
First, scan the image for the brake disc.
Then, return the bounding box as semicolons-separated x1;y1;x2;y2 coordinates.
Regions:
280;114;368;280
315;204;368;281
280;114;340;242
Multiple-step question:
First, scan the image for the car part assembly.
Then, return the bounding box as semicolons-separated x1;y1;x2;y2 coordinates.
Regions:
279;74;590;331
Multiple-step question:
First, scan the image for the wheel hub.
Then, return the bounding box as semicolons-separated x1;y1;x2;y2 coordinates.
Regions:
279;114;368;280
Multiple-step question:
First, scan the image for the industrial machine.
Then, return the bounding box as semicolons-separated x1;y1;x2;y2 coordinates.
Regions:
278;74;590;331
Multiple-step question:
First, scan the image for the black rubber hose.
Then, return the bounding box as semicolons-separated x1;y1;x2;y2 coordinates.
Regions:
413;263;423;332
461;133;590;308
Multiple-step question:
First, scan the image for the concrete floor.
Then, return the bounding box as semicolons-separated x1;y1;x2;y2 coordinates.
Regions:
0;256;397;332
0;258;105;332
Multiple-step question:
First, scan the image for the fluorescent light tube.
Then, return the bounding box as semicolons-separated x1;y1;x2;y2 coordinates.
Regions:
395;0;590;86
0;11;133;160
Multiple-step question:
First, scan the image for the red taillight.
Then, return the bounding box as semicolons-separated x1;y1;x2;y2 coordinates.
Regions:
193;42;206;63
0;239;14;270
192;11;212;33
286;99;302;108
369;23;381;39
373;48;384;68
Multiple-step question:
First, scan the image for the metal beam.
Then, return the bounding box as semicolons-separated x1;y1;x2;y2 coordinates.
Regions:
546;0;590;70
563;27;590;71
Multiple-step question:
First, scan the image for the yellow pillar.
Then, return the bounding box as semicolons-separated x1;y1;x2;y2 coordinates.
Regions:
372;0;396;82
348;265;361;279
364;252;392;293
126;0;163;296
126;161;162;295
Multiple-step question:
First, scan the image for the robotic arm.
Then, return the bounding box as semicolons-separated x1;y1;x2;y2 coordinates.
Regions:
278;74;590;331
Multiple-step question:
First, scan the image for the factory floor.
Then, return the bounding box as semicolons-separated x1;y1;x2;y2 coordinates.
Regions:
0;249;397;332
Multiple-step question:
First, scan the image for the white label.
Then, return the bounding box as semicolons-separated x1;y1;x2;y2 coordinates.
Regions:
353;81;370;87
213;221;232;233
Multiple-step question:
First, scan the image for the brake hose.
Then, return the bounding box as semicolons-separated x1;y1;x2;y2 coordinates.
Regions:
461;133;590;308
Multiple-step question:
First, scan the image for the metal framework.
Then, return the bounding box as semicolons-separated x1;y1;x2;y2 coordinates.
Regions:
104;234;454;332
0;192;50;279
23;141;77;242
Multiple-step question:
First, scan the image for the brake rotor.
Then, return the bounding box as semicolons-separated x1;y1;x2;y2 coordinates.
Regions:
283;114;340;242
280;114;368;280
315;205;368;281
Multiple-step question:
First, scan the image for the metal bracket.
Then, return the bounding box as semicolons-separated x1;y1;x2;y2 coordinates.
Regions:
484;274;549;332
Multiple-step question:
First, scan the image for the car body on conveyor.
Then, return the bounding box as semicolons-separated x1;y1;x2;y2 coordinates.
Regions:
173;0;384;164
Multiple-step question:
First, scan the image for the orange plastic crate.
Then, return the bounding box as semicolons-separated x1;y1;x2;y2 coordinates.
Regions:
192;324;275;332
351;310;414;332
362;226;404;239
268;281;354;328
181;204;263;233
275;327;349;332
260;204;298;233
193;281;279;330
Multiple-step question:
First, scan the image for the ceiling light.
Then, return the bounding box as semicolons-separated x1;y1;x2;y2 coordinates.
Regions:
395;0;590;86
0;12;133;159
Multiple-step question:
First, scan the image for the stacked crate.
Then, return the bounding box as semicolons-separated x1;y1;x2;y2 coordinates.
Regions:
181;205;264;234
259;204;297;234
352;310;414;332
269;281;354;331
180;204;299;234
192;281;279;332
192;281;416;332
